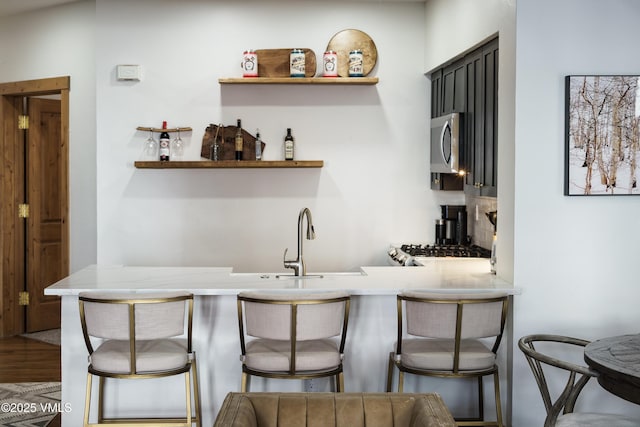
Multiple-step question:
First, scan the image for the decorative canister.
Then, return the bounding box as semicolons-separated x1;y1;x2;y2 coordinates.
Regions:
290;49;305;77
323;50;338;77
242;50;258;77
348;49;364;77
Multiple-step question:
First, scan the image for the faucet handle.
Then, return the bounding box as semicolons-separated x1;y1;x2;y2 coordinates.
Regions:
283;248;289;262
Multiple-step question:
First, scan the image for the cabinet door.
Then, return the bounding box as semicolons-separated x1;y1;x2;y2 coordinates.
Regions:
481;39;498;196
441;59;465;115
431;69;442;118
431;173;463;191
463;38;498;197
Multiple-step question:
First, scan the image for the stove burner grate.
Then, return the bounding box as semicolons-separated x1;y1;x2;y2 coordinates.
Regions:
400;244;491;258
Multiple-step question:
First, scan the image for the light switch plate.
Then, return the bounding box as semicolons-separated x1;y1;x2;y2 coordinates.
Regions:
117;64;141;81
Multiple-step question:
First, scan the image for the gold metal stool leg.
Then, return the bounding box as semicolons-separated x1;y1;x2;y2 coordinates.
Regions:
83;373;92;427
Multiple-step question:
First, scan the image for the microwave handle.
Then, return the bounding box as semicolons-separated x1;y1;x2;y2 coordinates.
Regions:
440;120;451;164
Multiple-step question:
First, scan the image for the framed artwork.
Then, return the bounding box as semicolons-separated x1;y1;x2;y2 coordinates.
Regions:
565;75;640;195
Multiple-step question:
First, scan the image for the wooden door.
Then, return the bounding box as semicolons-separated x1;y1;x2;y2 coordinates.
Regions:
25;98;67;332
0;77;69;337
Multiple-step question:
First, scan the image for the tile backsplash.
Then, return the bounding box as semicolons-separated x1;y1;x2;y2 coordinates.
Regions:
466;195;497;250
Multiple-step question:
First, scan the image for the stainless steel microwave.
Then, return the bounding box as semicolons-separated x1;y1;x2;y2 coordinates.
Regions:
430;112;461;174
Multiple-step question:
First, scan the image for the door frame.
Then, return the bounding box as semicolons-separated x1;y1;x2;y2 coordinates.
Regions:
0;76;69;337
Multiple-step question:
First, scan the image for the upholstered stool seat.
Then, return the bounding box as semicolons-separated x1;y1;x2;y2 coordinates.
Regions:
399;338;496;371
244;338;342;372
90;338;189;374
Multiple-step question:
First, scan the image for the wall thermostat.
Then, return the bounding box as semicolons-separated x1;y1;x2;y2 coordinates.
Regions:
116;65;141;81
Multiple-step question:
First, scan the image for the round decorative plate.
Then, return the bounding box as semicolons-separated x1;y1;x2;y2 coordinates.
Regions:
326;29;378;77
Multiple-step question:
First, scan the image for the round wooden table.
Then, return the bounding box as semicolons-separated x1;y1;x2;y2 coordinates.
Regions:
584;334;640;405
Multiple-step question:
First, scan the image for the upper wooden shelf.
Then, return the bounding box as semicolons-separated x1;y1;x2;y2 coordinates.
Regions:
218;77;378;85
137;126;192;133
134;160;324;169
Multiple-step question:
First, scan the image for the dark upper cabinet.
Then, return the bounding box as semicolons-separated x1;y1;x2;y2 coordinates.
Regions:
429;37;498;196
464;38;498;197
432;59;465;118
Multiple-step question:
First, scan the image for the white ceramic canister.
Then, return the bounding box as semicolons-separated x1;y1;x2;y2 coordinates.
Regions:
348;49;364;77
323;50;338;77
290;49;305;77
242;49;258;77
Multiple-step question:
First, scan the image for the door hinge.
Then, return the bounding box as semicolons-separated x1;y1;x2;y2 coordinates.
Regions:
18;291;30;306
18;115;29;130
18;203;29;218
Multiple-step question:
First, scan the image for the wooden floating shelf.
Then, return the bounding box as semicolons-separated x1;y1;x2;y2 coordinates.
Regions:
137;126;193;133
134;160;324;169
218;77;378;85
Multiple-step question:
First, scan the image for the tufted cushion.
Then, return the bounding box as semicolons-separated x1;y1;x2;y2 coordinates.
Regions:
399;338;495;371
90;338;188;374
214;392;456;427
244;338;340;372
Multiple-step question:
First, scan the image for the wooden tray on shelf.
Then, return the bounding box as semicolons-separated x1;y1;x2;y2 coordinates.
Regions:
326;29;378;77
255;48;317;77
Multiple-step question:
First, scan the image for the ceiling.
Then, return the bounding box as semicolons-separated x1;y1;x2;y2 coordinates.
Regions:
0;0;425;17
0;0;81;17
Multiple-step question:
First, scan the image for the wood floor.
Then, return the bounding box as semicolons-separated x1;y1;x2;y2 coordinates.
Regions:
0;334;61;426
0;335;60;382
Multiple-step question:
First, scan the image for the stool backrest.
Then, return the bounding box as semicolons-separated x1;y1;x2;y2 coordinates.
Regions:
398;291;508;354
79;291;193;354
239;291;349;341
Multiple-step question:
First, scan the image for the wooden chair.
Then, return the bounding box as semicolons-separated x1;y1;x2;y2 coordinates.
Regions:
78;291;201;427
237;290;350;392
518;334;639;427
386;290;509;427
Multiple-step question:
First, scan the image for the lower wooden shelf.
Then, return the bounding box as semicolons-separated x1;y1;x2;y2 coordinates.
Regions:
134;160;324;169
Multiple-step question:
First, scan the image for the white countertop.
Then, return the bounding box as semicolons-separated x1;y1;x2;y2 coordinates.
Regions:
45;259;517;296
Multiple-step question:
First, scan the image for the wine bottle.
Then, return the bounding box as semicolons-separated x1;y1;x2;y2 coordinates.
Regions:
255;129;262;161
235;119;243;161
159;121;170;161
284;128;294;161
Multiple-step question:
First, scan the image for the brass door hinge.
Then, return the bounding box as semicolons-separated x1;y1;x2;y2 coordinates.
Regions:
18;203;29;218
18;115;29;130
18;291;29;306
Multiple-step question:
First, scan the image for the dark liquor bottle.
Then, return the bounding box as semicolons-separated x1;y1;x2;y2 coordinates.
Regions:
235;119;243;161
159;121;170;161
284;128;294;160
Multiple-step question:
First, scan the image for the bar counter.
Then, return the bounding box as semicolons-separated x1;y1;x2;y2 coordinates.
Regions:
45;260;517;426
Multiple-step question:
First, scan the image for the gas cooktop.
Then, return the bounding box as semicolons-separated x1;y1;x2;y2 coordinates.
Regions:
400;244;491;258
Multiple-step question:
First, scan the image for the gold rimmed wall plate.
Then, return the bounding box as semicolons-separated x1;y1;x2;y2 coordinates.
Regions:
326;29;378;77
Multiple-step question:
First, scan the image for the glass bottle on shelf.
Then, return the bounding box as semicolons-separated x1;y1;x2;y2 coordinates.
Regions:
255;129;262;161
235;119;243;161
159;121;170;161
284;128;294;160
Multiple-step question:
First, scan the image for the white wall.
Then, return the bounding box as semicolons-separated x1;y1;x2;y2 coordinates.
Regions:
424;0;516;284
95;0;460;272
513;0;640;425
0;0;97;272
426;0;640;425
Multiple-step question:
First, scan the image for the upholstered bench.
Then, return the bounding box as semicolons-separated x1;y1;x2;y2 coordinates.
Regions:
213;392;455;427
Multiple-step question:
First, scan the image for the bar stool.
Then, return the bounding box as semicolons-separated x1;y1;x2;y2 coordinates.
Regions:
237;290;351;392
386;290;509;427
78;291;201;427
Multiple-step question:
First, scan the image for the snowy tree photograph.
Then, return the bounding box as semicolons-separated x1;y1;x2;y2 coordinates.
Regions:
565;75;640;195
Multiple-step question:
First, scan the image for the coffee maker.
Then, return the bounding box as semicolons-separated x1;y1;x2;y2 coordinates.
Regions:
435;205;467;245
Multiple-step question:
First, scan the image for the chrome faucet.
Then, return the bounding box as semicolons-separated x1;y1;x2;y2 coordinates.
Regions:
283;207;316;276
